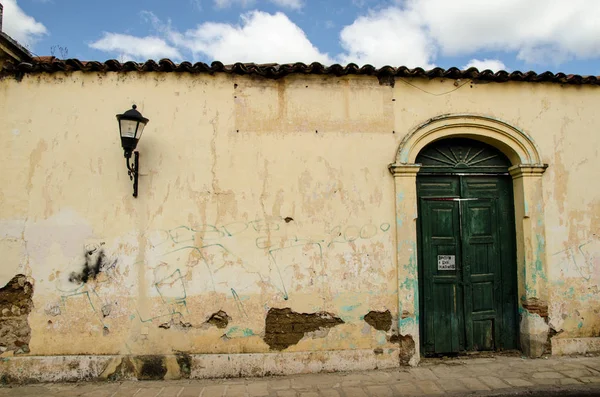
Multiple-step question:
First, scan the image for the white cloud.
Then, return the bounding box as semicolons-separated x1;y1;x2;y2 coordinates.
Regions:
403;0;600;65
463;59;507;72
269;0;304;10
1;0;47;48
152;10;331;64
338;7;435;68
337;0;600;68
89;33;182;61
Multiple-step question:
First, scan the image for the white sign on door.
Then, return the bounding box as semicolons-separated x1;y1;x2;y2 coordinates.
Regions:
437;255;456;270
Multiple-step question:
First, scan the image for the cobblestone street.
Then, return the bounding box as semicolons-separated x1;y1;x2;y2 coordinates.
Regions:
1;355;599;396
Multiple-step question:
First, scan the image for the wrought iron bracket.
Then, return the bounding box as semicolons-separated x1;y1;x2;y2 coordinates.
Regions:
126;151;139;198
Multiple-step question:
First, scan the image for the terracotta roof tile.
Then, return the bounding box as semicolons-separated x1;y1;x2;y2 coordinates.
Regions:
2;58;599;86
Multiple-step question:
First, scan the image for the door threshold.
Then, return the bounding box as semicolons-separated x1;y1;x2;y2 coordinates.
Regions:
421;349;522;362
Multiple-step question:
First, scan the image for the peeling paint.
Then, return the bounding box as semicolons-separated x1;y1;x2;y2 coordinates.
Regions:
263;308;344;350
0;275;33;354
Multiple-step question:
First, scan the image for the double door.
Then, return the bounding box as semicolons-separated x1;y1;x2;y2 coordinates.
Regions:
417;175;517;355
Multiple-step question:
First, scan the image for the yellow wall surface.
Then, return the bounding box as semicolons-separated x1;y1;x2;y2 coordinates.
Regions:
0;71;598;364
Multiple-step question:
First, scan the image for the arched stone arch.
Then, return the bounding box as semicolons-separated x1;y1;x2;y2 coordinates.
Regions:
394;114;544;166
389;114;549;364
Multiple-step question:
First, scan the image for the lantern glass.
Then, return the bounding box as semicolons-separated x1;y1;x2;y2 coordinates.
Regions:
120;119;139;139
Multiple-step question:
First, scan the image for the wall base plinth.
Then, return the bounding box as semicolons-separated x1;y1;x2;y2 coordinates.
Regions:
0;349;400;383
552;338;600;356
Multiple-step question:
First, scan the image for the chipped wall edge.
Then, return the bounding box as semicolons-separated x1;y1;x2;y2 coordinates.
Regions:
0;349;400;384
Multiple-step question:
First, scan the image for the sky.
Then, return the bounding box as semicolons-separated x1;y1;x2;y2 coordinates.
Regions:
3;0;600;75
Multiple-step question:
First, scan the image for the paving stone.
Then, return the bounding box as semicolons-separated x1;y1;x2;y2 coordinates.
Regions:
341;387;367;397
247;382;269;397
555;363;589;370
137;388;166;397
277;391;298;397
365;385;394;397
391;371;414;382
180;385;205;397
367;372;393;382
340;381;362;387
392;382;423;396
503;378;534;387
561;369;595;378
316;384;341;391
299;392;319;397
431;366;468;379
459;377;491;391
158;386;186;397
437;379;468;393
415;380;443;395
585;362;600;372
290;379;318;390
225;384;248;397
318;390;340;397
409;368;438;381
493;370;528;379
478;376;510;389
79;388;120;397
559;378;582;385
579;377;600;384
269;380;291;390
111;387;143;397
532;371;565;379
202;385;227;396
531;378;560;386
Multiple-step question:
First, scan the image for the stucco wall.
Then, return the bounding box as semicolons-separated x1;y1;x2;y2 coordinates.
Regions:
0;71;598;375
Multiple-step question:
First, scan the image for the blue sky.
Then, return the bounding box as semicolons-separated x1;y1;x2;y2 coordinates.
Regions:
4;0;600;75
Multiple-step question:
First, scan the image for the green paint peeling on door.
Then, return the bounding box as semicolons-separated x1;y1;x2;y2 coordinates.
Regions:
416;139;518;355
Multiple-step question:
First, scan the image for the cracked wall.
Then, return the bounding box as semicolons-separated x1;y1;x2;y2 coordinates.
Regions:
0;70;598;375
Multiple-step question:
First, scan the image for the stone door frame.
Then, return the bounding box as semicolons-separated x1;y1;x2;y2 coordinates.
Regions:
389;114;548;364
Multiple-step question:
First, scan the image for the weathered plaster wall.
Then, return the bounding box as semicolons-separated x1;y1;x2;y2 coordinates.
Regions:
0;71;598;378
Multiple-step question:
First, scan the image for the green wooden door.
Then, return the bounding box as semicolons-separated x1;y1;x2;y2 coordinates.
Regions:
416;139;518;355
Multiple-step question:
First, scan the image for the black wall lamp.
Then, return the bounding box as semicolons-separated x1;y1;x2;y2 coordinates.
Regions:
116;105;149;198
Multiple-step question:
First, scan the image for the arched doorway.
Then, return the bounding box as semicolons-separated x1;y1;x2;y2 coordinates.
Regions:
389;114;548;363
416;138;518;355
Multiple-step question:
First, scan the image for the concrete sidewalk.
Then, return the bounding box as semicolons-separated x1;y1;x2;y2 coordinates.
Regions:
1;355;599;396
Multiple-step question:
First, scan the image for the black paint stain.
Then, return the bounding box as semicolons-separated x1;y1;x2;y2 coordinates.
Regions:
175;352;192;378
138;355;167;380
284;217;294;223
364;310;392;331
377;74;395;87
69;243;115;284
263;308;344;351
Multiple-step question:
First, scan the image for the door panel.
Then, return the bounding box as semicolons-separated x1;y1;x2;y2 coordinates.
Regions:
462;176;518;350
419;198;463;354
461;198;500;351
